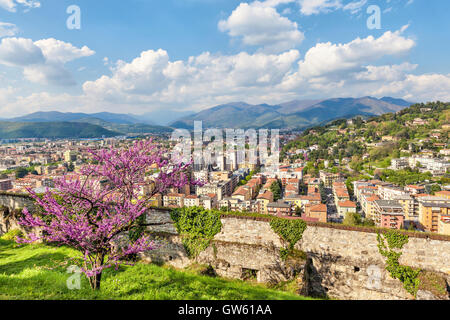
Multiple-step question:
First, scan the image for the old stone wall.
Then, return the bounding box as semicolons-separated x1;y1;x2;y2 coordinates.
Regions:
0;194;35;235
141;209;449;300
0;196;449;300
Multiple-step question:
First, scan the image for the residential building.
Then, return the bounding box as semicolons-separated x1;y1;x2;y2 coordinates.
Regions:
0;179;12;191
337;200;357;219
305;204;327;223
418;200;450;233
256;191;273;214
373;200;405;228
438;215;450;235
320;171;344;188
267;201;292;216
163;193;185;208
184;195;200;208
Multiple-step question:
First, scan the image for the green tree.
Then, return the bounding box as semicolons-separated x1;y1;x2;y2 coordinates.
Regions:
270;181;282;202
15;167;28;179
343;212;362;226
295;206;304;217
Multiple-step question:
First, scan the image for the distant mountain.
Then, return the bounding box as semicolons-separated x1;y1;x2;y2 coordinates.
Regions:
2;112;174;136
138;110;195;126
170;102;284;129
277;99;324;114
170;97;413;130
0;122;120;139
380;97;414;107
7;111;152;125
72;117;173;134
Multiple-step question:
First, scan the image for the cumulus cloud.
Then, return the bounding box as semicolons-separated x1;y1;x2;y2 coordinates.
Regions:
0;0;40;12
0;37;44;66
0;24;448;117
218;1;304;53
0;22;19;37
295;26;415;78
34;38;95;64
354;62;417;82
0;37;95;86
373;73;450;102
82;48;300;110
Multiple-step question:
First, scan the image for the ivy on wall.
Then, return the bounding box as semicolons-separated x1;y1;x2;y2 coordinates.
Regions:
270;218;307;261
171;207;222;259
377;231;421;297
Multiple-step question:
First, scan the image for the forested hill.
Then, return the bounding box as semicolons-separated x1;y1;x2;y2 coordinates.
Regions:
282;101;449;185
0;122;120;139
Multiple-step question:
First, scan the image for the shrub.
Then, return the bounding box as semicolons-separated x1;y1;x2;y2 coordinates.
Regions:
1;229;23;241
171;207;222;259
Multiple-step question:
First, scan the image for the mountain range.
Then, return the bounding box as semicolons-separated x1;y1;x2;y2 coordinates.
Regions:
0;122;119;139
5;111;152;125
170;97;413;129
0;96;413;138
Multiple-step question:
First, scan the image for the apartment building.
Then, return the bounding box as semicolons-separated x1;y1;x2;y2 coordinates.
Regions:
336;200;357;219
267;201;292;216
362;195;381;221
196;180;232;200
0;179;12;191
405;185;426;195
435;191;450;200
438;215;450;235
320;171;344;188
305;204;327;223
232;186;252;201
390;158;409;170
256;191;274;214
184;195;200;208
200;194;218;210
394;195;417;222
163;193;185;208
409;156;450;175
373;200;405;229
418;199;450;233
378;185;410;200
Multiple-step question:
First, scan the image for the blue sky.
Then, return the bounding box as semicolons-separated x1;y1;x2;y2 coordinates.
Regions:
0;0;449;118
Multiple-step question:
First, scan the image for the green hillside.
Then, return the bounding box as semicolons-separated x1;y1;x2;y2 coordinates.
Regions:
0;239;309;300
74;117;173;134
0;121;120;139
282;101;449;186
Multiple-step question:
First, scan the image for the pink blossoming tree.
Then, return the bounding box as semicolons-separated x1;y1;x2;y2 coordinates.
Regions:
18;139;199;290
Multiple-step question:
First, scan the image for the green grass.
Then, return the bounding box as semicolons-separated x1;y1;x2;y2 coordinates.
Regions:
0;240;311;300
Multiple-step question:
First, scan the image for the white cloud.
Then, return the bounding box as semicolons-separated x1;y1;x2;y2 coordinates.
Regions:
0;37;44;67
82;49;300;110
0;22;19;37
218;1;304;53
295;26;415;78
0;25;448;117
0;0;40;12
34;38;95;64
354;62;417;82
343;0;367;14
373;73;450;102
298;0;342;15
0;37;95;86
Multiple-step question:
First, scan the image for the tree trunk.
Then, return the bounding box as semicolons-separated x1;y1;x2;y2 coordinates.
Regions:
88;255;105;290
89;272;103;290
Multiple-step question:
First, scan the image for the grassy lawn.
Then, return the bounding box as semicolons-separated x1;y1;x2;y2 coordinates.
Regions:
0;240;311;300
